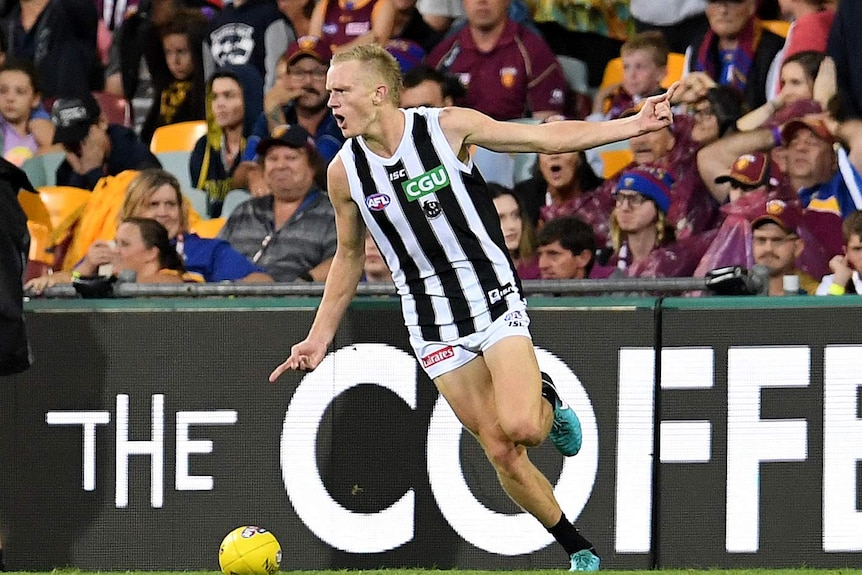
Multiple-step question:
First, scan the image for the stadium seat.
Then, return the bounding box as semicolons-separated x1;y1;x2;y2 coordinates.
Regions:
150;121;208;153
600;52;686;91
183;187;210;219
221;189;251;219
557;55;590;95
18;189;54;267
761;19;791;38
21;152;66;188
599;149;633;178
191;217;225;238
664;53;685;88
471;146;515;188
37;186;91;233
156;151;194;192
94;91;133;128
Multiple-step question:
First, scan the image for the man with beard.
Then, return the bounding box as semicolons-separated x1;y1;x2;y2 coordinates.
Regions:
750;198;818;294
251;36;345;164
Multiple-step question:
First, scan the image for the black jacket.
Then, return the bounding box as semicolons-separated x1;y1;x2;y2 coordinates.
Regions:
0;158;33;376
0;0;101;98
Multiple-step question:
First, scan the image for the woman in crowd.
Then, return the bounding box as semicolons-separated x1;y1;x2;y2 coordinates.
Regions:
26;169;271;293
514;115;604;227
113;217;196;283
489;183;540;280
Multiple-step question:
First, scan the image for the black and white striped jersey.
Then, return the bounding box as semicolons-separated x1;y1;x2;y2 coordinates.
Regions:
337;107;523;342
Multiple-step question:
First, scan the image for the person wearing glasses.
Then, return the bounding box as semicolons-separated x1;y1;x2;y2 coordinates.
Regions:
251;36;345;164
605;165;679;276
219;124;336;282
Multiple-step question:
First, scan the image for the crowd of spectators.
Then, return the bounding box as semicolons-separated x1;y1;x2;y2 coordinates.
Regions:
11;0;862;297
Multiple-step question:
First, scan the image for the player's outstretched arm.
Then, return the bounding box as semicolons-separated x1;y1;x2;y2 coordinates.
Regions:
443;82;679;155
269;158;367;382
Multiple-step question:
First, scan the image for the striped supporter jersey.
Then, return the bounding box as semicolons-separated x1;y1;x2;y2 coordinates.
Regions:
338;107;523;341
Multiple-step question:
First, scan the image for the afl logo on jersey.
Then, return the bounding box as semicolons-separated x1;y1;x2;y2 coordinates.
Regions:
366;193;391;211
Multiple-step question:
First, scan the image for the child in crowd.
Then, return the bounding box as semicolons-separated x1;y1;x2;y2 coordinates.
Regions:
0;61;56;166
817;210;862;295
590;30;669;121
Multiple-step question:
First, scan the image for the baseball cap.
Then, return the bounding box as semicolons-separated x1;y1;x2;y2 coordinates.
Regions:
751;198;803;234
780;116;835;146
51;94;101;145
285;36;332;67
615;165;674;214
256;124;314;157
714;152;772;188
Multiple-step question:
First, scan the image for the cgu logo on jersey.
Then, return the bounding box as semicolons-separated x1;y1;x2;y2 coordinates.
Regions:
402;166;450;201
366;193;391;211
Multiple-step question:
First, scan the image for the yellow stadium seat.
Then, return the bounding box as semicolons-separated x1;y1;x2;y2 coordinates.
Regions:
599;149;634;178
600;52;686;91
18;190;54;266
150;121;208;153
191;217;225;238
600;57;623;91
664;52;685;88
761;19;791;38
37;186;91;236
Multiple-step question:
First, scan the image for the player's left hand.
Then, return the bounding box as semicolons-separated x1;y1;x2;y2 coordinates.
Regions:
636;81;679;134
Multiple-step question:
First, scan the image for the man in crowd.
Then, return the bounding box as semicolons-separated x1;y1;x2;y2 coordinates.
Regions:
536;216;597;280
51;94;161;190
750;198;818;294
252;36;344;164
400;65;464;109
219;125;336;282
427;0;568;121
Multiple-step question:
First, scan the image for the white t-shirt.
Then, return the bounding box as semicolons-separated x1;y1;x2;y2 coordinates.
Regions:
816;271;862;295
630;0;706;26
416;0;464;18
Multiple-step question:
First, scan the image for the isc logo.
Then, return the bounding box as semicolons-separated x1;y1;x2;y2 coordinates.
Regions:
402;166;449;201
366;193;391;211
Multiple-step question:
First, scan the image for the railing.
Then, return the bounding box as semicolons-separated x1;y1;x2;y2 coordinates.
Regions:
28;274;758;299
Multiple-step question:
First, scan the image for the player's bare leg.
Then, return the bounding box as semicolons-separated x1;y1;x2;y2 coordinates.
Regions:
434;337;599;570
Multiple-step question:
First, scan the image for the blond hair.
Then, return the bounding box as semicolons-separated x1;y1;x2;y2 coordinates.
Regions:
620;31;669;68
331;44;403;105
609;208;673;252
119;168;190;232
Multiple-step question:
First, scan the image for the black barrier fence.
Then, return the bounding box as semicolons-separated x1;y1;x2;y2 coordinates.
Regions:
1;297;861;570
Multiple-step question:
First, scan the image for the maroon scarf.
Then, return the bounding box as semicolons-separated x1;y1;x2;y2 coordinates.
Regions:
695;18;763;93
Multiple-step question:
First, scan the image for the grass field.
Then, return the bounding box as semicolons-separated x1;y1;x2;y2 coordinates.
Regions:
6;570;862;575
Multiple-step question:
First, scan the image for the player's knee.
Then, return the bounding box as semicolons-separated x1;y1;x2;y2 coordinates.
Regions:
500;415;544;447
499;413;546;447
481;438;520;471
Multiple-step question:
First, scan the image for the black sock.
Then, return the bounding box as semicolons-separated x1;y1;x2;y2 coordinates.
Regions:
540;372;558;407
0;547;6;571
548;513;596;556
